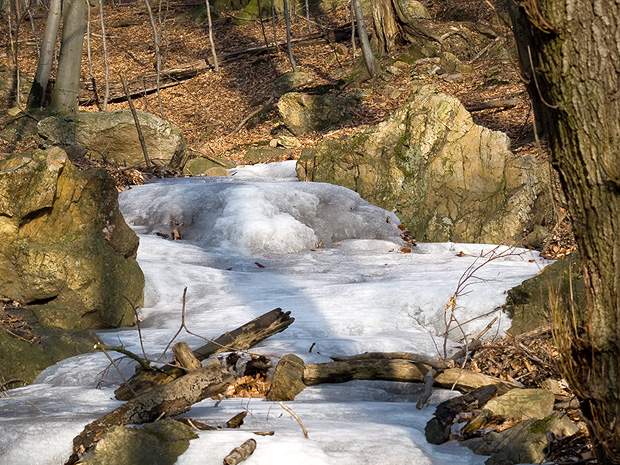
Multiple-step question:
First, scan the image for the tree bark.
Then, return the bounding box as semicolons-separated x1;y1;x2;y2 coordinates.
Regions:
27;0;61;108
50;0;86;114
351;0;379;78
508;2;620;464
303;360;518;394
370;0;439;56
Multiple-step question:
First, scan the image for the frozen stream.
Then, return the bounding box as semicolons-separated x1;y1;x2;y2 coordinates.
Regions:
0;161;550;465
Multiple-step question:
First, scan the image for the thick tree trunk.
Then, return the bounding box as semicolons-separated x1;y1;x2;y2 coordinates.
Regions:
51;0;86;114
508;2;620;464
370;0;439;56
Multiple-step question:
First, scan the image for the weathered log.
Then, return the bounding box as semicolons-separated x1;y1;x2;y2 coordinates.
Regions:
76;60;211;105
173;341;201;371
465;98;520;112
433;368;518;394
223;438;257;465
303;360;518;394
115;308;294;400
330;352;452;370
193;308;294;360
266;354;306;401
304;359;427;385
66;359;233;465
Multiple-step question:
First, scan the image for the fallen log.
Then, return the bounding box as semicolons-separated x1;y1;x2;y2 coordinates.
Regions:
223;438;257;465
115;308;294;400
303;360;518;393
330;352;452;370
66;359;233;465
303;359;427;385
77;60;212;105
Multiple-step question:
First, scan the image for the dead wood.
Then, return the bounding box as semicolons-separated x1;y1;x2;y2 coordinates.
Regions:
416;368;437;410
303;359;427;385
115;308;294;400
330;351;452;370
223;438;257;465
433;368;518;394
303;360;518;394
173;341;202;371
65;359;233;465
226;411;247;428
220;24;352;62
425;385;498;444
75;60;212;105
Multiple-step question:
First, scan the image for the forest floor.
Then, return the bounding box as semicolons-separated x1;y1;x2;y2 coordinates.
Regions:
0;0;576;257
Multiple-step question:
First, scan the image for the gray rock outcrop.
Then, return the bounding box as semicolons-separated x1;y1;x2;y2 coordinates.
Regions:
0;147;144;329
37;110;187;169
297;84;553;244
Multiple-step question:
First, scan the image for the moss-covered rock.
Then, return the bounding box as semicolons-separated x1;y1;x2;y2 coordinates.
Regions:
277;92;356;136
80;419;198;465
0;322;100;384
37;110;187;169
503;251;586;335
183;155;235;176
297;84;553;244
0;147;144;329
462;411;578;465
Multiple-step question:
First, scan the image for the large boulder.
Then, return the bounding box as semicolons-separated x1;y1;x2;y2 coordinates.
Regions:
37;110;187;169
0;147;144;329
297;84;553;244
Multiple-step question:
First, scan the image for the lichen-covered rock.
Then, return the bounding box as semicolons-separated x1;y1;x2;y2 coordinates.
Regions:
272;72;315;96
462;388;556;435
0;147;144;329
183;155;234;176
37;110;187;169
462;412;579;465
503;251;586;335
80;419;198;465
277;92;356;136
297;84;553;244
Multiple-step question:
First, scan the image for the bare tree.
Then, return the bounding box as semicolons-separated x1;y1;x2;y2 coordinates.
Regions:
351;0;378;78
50;0;87;114
508;1;620;464
27;0;62;109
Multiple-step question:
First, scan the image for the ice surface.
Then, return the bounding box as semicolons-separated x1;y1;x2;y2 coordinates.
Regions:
0;161;551;465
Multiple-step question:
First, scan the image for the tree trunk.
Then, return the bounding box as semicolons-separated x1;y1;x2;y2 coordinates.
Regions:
370;0;439;56
351;0;379;78
508;2;620;464
28;0;61;109
370;0;399;56
50;0;86;114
